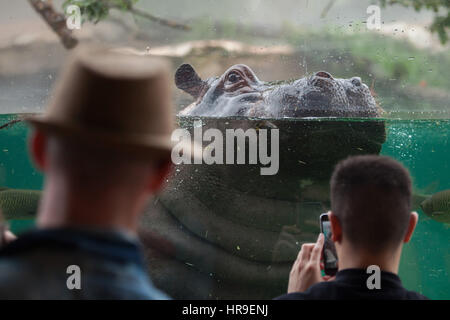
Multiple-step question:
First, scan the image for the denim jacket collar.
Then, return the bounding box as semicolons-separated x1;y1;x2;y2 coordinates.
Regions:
0;227;146;267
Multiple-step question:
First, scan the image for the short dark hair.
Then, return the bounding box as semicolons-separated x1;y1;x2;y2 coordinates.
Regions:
330;155;412;253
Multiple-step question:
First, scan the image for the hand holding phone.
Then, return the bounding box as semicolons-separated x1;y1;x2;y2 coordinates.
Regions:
319;213;338;276
287;233;326;293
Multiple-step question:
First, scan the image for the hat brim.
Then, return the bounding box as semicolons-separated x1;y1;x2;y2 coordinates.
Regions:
26;115;203;162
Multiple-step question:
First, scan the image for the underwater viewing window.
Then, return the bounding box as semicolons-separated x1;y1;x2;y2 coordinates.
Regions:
0;0;448;300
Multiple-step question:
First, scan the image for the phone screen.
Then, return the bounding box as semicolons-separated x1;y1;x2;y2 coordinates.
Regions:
320;215;338;275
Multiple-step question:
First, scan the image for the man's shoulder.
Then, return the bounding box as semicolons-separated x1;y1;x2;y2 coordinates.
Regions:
0;254;169;300
275;280;428;300
0;257;44;299
275;281;337;300
401;289;429;300
0;243;169;300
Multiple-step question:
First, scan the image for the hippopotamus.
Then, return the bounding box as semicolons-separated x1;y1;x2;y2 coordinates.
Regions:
139;64;386;299
176;63;381;118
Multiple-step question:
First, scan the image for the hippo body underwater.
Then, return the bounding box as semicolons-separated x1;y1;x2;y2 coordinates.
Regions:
139;64;387;299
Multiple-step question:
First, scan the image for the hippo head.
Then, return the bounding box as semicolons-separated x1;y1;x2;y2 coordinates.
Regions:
176;64;381;118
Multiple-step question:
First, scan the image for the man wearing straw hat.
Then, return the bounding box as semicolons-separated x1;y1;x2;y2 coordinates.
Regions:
0;45;177;299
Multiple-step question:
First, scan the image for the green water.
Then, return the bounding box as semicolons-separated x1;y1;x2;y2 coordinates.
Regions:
380;118;450;299
0;115;43;234
0;113;448;299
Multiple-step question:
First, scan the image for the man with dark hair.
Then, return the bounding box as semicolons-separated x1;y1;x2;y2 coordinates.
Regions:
277;155;427;299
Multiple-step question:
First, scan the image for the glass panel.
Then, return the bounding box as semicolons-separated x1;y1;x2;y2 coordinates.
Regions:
0;0;448;299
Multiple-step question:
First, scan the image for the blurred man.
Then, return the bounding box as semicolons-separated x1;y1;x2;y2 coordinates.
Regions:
277;155;428;299
0;45;176;299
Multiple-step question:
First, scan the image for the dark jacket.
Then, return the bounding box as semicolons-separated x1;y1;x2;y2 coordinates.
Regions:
276;268;428;300
0;227;169;300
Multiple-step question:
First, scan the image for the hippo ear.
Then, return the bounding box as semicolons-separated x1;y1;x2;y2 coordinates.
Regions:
175;64;207;99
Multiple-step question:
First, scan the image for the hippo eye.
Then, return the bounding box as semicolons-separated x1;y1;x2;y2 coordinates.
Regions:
315;71;333;79
351;78;362;87
227;72;242;84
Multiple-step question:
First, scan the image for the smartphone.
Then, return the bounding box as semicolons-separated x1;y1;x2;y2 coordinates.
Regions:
319;213;338;276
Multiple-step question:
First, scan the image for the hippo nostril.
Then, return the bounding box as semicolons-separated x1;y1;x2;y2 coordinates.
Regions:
315;71;333;79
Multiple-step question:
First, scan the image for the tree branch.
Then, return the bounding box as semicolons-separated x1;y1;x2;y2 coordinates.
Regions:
320;0;337;19
28;0;78;49
127;6;191;31
107;0;190;31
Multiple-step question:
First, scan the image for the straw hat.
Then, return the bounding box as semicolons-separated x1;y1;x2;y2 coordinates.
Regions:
26;44;186;161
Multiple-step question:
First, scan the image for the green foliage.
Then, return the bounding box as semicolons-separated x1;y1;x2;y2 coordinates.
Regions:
378;0;450;43
62;0;139;24
430;11;450;43
62;1;448;42
285;26;450;90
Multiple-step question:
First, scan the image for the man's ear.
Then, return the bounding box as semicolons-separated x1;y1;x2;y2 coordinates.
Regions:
29;130;48;172
403;211;418;243
147;157;174;193
329;211;343;243
175;64;208;99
